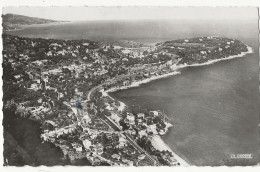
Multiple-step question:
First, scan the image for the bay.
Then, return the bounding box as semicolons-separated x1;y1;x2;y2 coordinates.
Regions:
6;18;259;166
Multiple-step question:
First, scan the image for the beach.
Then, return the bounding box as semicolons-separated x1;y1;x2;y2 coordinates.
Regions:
150;135;190;166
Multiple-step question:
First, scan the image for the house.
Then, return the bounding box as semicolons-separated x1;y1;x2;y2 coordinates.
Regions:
32;60;44;66
28;83;40;91
57;50;66;55
58;92;64;100
139;54;145;58
137;118;143;123
82;115;91;125
82;42;89;46
149;111;159;117
124;113;135;125
83;139;92;149
147;124;158;134
46;51;52;56
94;143;103;155
14;74;22;80
109;113;121;125
127;129;137;136
19;54;30;61
225;45;230;49
166;60;173;66
123;80;130;86
71;143;83;152
118;136;127;148
137;113;145;119
159;129;166;135
138;130;148;138
200;51;207;55
143;73;149;78
113;46;122;50
122;57;129;62
112;154;121;160
50;43;61;47
138;154;146;160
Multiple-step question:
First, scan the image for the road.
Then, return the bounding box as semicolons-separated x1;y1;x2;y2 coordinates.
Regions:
83;74;161;165
72;105;160;166
102;115;160;166
86;73;139;101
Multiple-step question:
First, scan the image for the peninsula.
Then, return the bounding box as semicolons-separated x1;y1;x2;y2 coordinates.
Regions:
2;13;64;31
3;34;251;166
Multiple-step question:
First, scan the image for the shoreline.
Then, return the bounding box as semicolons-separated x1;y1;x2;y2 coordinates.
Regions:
105;45;253;95
105;71;181;94
150;135;190;166
4;31;253;166
4;21;71;32
104;45;253;166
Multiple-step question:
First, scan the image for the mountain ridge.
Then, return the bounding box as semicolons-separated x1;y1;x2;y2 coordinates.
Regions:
2;13;64;31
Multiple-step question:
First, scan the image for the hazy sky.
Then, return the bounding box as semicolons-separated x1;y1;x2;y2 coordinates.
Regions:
3;7;258;21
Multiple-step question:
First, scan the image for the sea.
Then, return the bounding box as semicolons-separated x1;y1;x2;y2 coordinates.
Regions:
5;18;259;166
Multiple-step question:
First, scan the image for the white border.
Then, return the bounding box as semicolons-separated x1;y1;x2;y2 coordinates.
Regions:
0;1;259;172
1;0;260;6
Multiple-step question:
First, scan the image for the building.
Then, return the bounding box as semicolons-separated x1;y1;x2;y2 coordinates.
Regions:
94;143;104;155
124;113;135;125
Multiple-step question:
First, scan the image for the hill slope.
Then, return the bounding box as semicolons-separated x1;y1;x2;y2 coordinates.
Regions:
2;13;58;31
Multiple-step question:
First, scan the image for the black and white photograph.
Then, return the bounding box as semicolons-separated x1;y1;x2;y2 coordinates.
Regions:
1;3;260;168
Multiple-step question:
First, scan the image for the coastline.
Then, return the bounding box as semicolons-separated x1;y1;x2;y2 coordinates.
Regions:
3;27;254;166
105;71;181;94
175;45;253;69
104;45;253;166
4;21;71;32
150;135;190;166
105;45;253;95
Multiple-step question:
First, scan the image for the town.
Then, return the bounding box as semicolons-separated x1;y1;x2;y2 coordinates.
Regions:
3;34;249;166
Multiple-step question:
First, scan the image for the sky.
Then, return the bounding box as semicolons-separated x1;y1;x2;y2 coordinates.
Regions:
2;7;258;21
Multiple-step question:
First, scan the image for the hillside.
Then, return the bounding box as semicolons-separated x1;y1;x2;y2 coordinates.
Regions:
112;40;145;48
2;13;59;31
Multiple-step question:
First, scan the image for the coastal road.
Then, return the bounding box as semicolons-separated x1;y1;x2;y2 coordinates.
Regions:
86;73;139;101
84;75;161;165
73;105;160;165
86;85;103;101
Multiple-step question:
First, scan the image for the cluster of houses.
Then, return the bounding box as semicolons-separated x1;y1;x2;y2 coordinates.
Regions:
4;34;247;166
156;36;248;65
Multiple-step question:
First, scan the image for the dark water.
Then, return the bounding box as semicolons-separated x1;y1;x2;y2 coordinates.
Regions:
109;31;259;165
110;51;259;165
5;19;259;166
